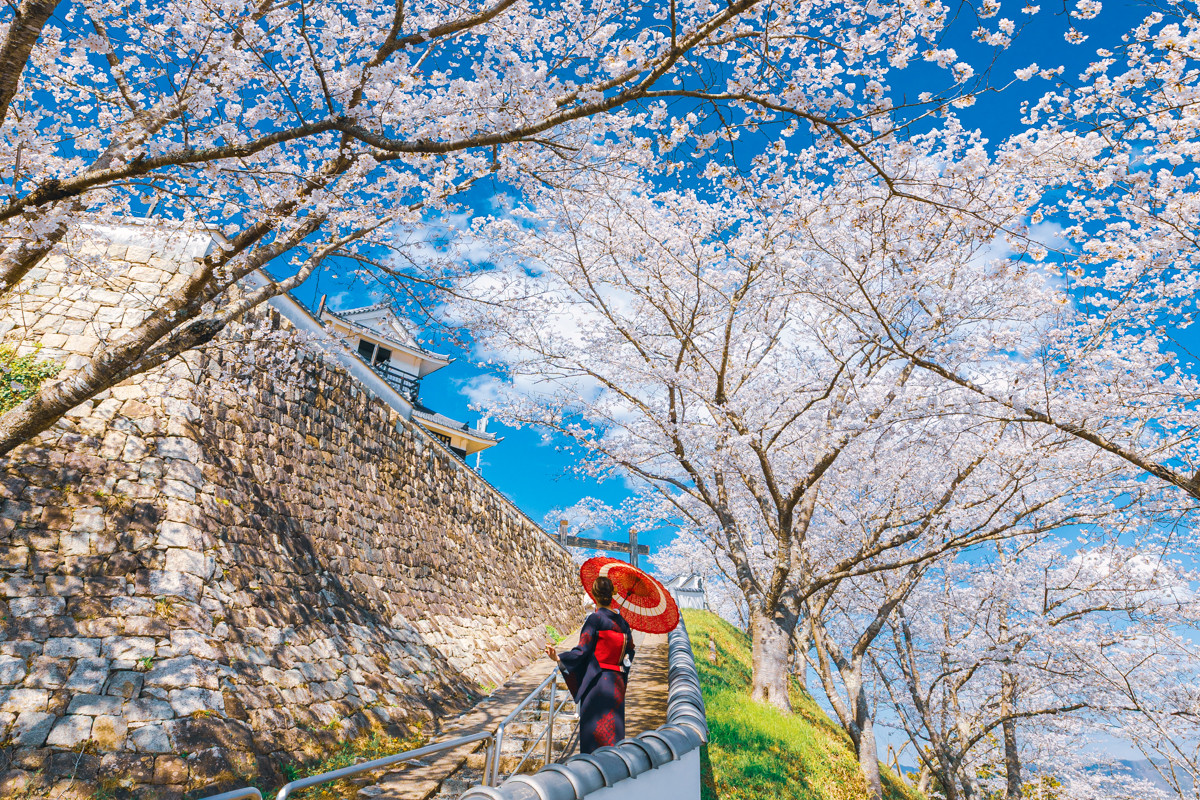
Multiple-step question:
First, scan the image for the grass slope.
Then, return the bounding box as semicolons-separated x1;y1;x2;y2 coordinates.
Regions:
683;609;921;800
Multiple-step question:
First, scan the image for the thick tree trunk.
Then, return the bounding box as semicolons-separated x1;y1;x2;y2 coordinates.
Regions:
855;711;884;800
998;597;1022;800
750;607;792;711
1002;717;1022;799
0;0;57;127
841;663;884;800
791;615;811;693
933;750;963;800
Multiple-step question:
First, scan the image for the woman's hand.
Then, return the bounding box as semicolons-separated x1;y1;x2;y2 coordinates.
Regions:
545;645;559;662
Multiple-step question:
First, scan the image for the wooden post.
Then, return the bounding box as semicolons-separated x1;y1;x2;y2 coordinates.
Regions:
628;529;638;568
558;519;568;546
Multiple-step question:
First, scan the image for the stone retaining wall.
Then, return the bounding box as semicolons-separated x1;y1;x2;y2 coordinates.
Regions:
0;224;583;799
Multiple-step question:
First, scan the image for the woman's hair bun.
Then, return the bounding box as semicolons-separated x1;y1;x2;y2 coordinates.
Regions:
592;576;614;605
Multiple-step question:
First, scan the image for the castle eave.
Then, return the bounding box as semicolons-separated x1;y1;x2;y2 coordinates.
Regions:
413;410;499;456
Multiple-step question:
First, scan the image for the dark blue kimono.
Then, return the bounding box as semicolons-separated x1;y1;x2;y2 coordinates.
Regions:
557;608;635;753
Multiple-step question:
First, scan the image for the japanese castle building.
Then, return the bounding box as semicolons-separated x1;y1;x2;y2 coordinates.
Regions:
664;575;709;611
317;300;498;462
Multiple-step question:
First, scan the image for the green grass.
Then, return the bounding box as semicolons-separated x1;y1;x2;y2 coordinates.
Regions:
0;345;62;413
683;609;922;800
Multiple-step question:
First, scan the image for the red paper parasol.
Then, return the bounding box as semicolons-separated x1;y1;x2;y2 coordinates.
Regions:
580;556;680;634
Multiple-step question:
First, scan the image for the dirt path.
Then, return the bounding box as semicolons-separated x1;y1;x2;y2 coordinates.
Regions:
624;631;669;736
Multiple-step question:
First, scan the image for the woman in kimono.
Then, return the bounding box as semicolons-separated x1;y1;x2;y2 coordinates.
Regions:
545;576;635;753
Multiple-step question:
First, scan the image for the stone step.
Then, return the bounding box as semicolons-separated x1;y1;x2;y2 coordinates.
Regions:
461;751;536;775
497;735;576;754
512;709;578;724
531;699;577;712
498;735;574;753
425;764;488;800
497;739;574;758
504;721;550;737
464;740;573;770
501;712;578;737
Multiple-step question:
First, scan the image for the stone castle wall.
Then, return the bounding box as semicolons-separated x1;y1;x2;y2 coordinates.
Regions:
0;225;583;798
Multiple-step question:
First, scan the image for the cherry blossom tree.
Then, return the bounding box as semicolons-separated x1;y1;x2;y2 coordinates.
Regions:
847;5;1200;507
0;0;1018;456
455;178;908;711
420;7;1200;794
448;121;1075;713
871;536;1200;800
793;416;1138;798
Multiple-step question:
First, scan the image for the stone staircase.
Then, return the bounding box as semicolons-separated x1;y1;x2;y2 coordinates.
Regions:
479;696;579;775
428;697;579;800
357;628;583;800
382;694;578;800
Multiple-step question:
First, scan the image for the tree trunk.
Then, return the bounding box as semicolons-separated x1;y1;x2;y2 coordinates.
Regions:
809;613;885;800
1001;671;1022;799
932;749;963;800
750;607;792;712
998;591;1022;800
855;711;884;800
1002;716;1022;799
791;615;811;693
0;0;57;126
0;204;332;455
841;663;884;800
917;765;932;796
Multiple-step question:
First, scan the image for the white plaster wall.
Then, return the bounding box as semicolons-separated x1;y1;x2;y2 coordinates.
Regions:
586;750;701;800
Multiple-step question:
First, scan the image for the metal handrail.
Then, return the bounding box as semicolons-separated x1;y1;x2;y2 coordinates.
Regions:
201;670;578;798
489;669;578;786
274;730;495;800
205;730;495;800
503;680;575;778
201;790;263;800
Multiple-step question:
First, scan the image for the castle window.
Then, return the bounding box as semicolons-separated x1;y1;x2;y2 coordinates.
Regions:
357;339;393;366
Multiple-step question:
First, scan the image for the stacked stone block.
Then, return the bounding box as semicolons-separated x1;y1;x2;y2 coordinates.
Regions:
0;225;582;798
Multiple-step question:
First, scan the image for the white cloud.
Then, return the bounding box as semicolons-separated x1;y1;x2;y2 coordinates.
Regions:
325;290;353;312
1029;220;1068;250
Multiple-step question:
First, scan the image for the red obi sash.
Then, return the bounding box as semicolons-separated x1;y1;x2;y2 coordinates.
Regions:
595;629;626;672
